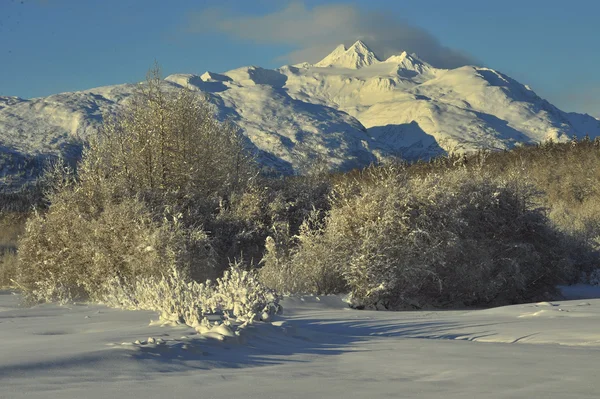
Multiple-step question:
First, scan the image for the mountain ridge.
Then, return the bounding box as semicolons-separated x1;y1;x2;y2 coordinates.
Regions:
1;40;599;186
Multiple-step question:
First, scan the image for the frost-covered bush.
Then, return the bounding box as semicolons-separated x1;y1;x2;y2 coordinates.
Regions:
17;190;214;304
0;249;18;289
580;269;600;286
267;165;573;308
15;65;262;303
212;264;281;321
94;66;256;200
99;265;214;325
0;212;26;288
15;65;337;296
16;155;215;304
259;212;346;295
100;262;279;326
206;168;332;272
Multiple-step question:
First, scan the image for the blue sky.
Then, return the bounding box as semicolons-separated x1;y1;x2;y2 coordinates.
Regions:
0;0;598;116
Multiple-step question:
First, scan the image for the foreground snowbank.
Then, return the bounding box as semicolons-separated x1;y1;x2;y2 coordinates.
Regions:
2;289;600;398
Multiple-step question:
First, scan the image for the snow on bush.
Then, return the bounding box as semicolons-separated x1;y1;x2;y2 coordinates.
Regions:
259;212;346;295
581;269;600;286
15;66;256;304
16;189;214;304
211;265;281;322
100;261;280;328
262;164;575;309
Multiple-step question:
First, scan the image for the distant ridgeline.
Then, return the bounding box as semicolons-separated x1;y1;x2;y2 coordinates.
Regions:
0;138;82;191
1;41;599;188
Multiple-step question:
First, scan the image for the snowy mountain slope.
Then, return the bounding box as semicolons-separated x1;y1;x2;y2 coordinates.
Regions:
0;96;25;111
1;40;599;185
282;42;600;154
166;70;378;173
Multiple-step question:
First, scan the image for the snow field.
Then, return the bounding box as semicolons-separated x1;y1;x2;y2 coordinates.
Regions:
2;289;600;398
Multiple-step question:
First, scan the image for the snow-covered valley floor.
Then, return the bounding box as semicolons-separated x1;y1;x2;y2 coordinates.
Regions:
2;289;600;398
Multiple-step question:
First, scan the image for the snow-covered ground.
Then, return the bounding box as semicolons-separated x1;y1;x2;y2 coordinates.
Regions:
2;288;600;398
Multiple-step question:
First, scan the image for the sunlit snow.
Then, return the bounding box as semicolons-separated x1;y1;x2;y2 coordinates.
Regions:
2;289;600;398
2;41;599;185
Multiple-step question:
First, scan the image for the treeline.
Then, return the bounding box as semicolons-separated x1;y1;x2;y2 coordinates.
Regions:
1;67;599;310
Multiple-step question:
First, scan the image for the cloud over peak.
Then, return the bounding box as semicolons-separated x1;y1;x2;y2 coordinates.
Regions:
187;2;477;69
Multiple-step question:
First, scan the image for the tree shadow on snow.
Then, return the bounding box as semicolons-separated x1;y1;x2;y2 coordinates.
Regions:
0;308;503;380
121;315;500;373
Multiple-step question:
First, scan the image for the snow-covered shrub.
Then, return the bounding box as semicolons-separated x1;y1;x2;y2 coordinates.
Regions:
15;65;263;303
17;189;214;304
212;263;280;321
472;141;600;274
259;211;346;295
93;65;256;201
580;269;600;286
100;262;279;326
0;249;18;289
258;225;304;294
99;265;213;325
206;168;332;274
277;165;573;308
0;212;26;288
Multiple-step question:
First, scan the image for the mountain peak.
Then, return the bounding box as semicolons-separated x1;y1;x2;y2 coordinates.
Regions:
348;40;371;54
384;51;432;75
315;40;380;69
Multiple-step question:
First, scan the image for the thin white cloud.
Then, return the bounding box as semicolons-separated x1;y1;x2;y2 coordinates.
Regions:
187;1;477;68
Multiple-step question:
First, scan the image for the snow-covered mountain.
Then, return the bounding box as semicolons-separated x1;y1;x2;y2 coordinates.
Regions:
1;40;599;185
